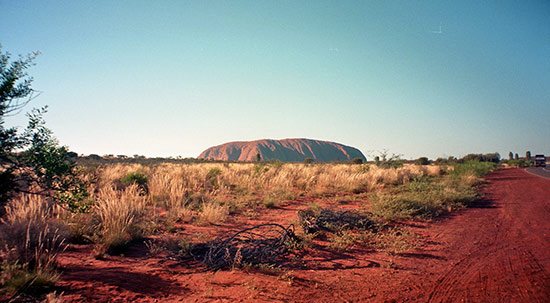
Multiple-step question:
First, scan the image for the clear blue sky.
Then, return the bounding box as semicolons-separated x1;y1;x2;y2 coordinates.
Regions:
1;1;549;159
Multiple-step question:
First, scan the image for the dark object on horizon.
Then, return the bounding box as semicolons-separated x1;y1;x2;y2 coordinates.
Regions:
352;158;364;164
416;157;430;165
534;154;546;167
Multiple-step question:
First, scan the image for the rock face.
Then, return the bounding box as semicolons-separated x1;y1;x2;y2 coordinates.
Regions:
198;138;366;162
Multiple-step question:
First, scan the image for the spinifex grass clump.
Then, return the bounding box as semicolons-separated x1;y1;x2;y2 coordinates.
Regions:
0;194;67;296
198;201;229;225
94;185;147;254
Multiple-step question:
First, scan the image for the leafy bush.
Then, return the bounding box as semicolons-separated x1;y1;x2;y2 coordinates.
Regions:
506;159;529;167
120;171;148;193
352;158;364;164
451;160;496;177
460;153;500;163
415;157;430;165
205;168;221;189
374;150;403;168
370;194;443;221
370;175;479;221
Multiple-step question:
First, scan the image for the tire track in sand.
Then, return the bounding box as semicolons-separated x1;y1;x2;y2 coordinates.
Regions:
426;168;550;302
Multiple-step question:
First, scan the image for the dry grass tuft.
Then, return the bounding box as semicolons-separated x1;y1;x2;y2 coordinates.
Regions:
199;202;229;225
94;184;147;253
0;194;67;295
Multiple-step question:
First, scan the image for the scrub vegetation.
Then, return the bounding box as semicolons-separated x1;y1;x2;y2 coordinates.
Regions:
0;46;498;300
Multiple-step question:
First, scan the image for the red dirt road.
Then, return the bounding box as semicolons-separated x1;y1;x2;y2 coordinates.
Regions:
54;168;550;302
420;168;550;302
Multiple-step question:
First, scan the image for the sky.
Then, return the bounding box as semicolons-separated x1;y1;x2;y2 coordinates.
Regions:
1;0;549;160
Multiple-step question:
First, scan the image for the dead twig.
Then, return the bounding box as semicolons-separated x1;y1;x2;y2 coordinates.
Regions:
298;208;375;234
185;224;297;270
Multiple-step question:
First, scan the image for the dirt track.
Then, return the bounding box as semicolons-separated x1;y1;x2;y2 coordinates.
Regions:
420;168;550;302
55;168;550;302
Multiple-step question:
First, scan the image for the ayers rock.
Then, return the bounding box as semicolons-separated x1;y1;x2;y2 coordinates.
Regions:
198;138;366;162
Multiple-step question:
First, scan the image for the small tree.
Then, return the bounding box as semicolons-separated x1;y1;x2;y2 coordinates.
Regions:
255;152;262;162
304;158;314;164
415;157;430;165
0;46;88;212
374;150;403;168
0;46;39;206
352;158;363;164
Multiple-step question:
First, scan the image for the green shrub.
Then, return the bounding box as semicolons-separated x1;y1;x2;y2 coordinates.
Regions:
352;158;364;164
415;157;430;165
253;164;269;175
370;176;480;221
460;153;500;163
370;194;443;221
506;159;528;167
121;171;148;186
121;171;148;193
374;151;403;168
262;198;277;208
205;168;221;189
451;161;496;177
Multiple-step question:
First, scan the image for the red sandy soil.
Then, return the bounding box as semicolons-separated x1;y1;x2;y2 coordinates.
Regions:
54;168;550;302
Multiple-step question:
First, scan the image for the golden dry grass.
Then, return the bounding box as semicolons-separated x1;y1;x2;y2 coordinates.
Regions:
0;194;67;292
92;162;442;199
94;184;147;252
198;201;229;225
80;162;448;227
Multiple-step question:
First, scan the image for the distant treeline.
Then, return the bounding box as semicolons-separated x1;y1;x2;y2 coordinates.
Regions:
73;152;505;167
73;154;217;166
432;153;501;165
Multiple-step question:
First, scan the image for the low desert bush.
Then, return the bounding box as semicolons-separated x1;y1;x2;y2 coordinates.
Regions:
370;175;479;221
120;171;148;193
205;168;221;190
451;160;496;177
370;193;443;221
262;197;277;208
